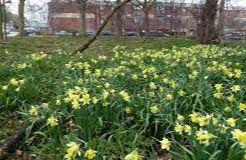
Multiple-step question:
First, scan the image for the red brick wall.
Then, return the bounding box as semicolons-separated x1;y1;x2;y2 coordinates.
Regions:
48;1;246;34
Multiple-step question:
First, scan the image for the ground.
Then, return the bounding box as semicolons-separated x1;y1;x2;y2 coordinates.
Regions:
0;37;246;160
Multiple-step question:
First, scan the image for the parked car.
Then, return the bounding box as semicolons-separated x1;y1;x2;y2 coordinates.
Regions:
125;31;137;36
3;29;10;35
24;28;36;36
55;31;73;37
224;33;242;40
101;30;112;36
85;31;94;36
148;30;170;37
163;33;170;37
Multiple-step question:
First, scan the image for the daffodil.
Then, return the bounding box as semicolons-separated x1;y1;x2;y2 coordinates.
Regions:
215;84;223;92
189;112;199;123
42;103;49;108
196;129;216;145
160;138;171;151
231;129;246;148
231;85;241;93
125;107;132;114
239;103;246;111
104;82;110;89
80;93;91;105
15;87;20;92
165;94;173;101
132;74;138;80
177;114;185;122
2;85;8;91
224;106;231;112
102;90;109;100
218;124;228;133
85;149;96;160
120;91;130;102
56;99;61;106
174;123;184;134
234;69;242;78
19;79;25;85
190;70;198;79
226;118;237;127
31;53;48;61
213;92;223;99
178;90;186;96
64;142;81;160
227;95;235;103
84;69;91;75
72;100;80;110
212;117;219;125
92;97;99;104
184;125;192;135
150;105;159;114
149;82;157;90
10;78;19;86
124;149;141;160
197;115;211;127
28;106;38;116
47;116;58;127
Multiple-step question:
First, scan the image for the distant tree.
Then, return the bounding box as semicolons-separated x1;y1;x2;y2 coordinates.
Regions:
133;0;156;36
73;0;131;54
77;0;88;36
197;0;219;44
18;0;26;36
115;0;123;37
217;0;225;44
26;0;46;22
157;0;186;36
6;10;19;28
0;0;11;42
0;1;3;42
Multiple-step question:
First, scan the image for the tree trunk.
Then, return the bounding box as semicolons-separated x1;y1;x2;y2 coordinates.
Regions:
143;9;149;36
217;0;225;45
0;2;4;42
73;0;131;54
78;0;87;36
197;0;219;44
136;25;144;41
115;0;123;37
18;0;25;36
3;0;7;41
169;1;175;35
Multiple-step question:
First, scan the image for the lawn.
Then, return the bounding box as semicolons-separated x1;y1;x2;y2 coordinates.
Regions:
0;37;246;160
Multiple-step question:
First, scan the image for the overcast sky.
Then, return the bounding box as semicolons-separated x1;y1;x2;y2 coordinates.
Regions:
6;0;246;22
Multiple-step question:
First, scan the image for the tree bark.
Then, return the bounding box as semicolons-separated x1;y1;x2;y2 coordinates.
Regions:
72;0;131;54
197;0;219;44
143;6;149;36
78;0;87;36
115;0;123;37
3;0;7;41
217;0;225;45
18;0;26;36
0;1;4;42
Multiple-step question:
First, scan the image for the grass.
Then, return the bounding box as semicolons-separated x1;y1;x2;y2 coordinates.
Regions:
0;37;246;159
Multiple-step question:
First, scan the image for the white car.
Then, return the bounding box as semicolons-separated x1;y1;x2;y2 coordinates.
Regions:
55;31;73;37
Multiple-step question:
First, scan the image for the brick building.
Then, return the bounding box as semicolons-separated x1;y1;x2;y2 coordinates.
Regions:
225;9;246;33
48;0;246;36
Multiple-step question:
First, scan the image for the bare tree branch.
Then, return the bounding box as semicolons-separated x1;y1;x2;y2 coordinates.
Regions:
72;0;131;54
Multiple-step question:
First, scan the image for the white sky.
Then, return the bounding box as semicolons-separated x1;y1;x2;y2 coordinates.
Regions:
6;0;246;22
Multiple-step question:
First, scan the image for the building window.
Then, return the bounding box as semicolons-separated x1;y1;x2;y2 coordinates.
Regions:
156;16;165;23
156;2;165;15
134;17;143;24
